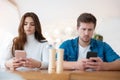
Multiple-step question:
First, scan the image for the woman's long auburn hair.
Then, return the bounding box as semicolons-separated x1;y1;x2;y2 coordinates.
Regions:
12;12;46;56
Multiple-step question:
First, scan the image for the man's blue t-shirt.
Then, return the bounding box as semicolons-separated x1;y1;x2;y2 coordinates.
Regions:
59;37;120;62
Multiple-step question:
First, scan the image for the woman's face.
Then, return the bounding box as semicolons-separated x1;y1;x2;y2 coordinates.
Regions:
24;17;35;35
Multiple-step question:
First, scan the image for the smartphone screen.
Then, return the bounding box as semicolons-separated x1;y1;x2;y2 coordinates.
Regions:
86;52;97;62
15;50;26;59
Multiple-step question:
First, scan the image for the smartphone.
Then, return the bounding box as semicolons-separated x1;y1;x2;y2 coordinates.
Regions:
15;50;26;59
86;52;97;62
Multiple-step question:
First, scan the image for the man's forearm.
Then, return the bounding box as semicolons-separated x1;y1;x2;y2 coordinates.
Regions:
63;61;77;70
102;60;120;71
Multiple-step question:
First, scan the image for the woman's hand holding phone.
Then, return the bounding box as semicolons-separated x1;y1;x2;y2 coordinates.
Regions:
6;58;24;70
14;50;27;67
15;50;26;59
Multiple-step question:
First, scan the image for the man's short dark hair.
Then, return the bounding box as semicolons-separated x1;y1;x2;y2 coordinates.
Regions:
77;13;97;28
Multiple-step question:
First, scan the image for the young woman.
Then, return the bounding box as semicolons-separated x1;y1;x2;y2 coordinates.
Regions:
5;12;49;70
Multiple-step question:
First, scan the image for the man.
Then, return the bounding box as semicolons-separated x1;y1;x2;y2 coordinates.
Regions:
59;13;120;71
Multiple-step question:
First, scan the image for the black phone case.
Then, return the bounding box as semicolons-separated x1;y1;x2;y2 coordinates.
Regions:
86;52;97;59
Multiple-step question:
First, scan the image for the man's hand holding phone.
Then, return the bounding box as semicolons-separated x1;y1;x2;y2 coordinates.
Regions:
86;52;104;71
86;52;97;62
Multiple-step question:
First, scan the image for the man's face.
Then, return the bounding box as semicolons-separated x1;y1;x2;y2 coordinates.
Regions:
77;22;95;43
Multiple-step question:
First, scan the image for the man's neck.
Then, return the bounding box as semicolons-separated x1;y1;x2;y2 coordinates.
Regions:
79;39;90;47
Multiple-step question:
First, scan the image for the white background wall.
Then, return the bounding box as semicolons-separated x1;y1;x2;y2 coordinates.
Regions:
0;0;120;55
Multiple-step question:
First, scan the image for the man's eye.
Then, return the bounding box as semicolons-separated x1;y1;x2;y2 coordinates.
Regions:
88;29;93;31
82;29;86;31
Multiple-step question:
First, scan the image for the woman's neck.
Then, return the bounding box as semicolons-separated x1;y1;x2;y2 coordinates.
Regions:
27;34;35;42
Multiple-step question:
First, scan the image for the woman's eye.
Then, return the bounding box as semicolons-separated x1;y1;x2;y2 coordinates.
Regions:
24;23;27;25
24;24;27;25
30;22;35;26
31;24;35;26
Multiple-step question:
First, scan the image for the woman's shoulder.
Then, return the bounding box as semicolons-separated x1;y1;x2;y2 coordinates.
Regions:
40;40;48;43
40;40;49;46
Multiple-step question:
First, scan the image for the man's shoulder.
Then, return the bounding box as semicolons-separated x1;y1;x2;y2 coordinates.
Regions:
60;37;78;48
91;38;108;47
62;37;78;44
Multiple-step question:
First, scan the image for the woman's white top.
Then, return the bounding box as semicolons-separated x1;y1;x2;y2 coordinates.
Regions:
24;34;49;69
0;34;49;70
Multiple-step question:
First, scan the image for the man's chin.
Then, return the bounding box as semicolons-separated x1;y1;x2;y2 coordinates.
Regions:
84;41;90;43
80;38;90;43
83;39;90;43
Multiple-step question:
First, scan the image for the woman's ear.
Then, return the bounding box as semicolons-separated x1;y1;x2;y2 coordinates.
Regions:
77;26;79;30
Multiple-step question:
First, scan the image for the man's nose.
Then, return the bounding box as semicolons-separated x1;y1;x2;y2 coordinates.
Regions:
84;30;89;35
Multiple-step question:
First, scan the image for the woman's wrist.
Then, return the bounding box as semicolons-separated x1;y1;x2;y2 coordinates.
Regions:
5;60;11;68
36;62;41;68
5;61;13;70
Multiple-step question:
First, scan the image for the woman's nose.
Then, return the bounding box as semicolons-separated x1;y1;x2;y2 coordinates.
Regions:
26;24;31;28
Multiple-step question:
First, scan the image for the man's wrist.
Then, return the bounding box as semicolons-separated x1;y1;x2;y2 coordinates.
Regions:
101;62;109;71
72;62;78;70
